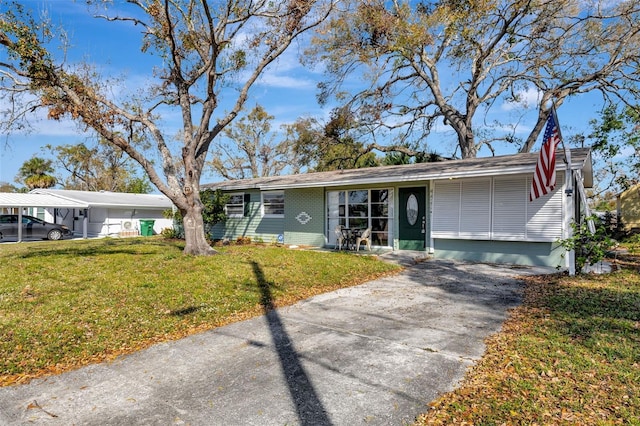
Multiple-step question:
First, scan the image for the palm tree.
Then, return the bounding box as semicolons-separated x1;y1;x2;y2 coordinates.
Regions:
16;157;57;189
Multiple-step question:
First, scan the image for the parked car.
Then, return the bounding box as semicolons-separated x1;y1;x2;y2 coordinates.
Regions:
0;215;73;241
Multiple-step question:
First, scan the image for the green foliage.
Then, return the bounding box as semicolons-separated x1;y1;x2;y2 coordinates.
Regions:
558;216;617;273
200;188;228;226
588;103;640;193
162;189;228;240
382;144;445;165
160;227;181;239
122;176;152;194
623;233;640;255
0;238;401;385
15;156;56;189
289;107;382;171
47;140;151;193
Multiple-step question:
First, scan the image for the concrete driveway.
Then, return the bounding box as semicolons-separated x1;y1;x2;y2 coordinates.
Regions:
0;257;554;425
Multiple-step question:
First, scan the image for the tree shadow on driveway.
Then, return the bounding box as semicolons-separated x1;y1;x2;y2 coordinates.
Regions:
251;261;333;426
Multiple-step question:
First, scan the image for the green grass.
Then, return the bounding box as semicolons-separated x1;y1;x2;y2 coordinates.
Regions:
0;237;401;386
417;250;640;425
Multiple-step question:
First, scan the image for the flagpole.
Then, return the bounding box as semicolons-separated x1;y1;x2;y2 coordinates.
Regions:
550;104;575;275
550;104;572;194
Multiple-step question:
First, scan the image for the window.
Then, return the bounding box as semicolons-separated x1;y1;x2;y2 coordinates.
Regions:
432;178;492;239
432;173;564;242
327;188;393;247
262;191;285;217
226;193;246;218
0;215;17;224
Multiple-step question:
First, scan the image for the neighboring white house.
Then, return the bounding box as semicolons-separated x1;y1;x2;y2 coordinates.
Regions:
29;189;174;237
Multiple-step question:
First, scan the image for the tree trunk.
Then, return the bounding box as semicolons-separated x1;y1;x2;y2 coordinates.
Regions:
458;128;478;159
444;108;478;159
182;203;217;256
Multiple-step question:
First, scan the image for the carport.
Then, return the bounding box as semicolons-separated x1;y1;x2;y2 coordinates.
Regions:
0;193;89;242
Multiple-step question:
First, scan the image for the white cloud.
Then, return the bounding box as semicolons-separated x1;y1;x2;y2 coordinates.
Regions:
256;73;315;89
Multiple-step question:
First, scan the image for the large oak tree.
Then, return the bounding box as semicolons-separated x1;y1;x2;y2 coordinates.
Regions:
209;104;298;180
0;0;335;255
311;0;640;159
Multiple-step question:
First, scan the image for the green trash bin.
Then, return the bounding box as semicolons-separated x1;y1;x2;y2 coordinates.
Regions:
139;219;155;236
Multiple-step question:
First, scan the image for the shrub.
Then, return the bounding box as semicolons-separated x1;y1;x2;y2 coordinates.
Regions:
624;233;640;255
160;227;181;239
236;236;251;245
558;216;617;273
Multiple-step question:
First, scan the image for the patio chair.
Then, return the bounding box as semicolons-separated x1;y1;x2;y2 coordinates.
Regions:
355;227;372;252
334;225;345;250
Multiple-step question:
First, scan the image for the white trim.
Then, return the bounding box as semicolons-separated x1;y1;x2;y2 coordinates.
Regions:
225;192;245;218
0;193;88;209
262;167;535;190
564;169;575;274
261;190;285;218
325;188;393;248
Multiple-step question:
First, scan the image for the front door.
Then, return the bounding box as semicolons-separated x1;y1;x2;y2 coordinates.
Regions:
399;187;426;250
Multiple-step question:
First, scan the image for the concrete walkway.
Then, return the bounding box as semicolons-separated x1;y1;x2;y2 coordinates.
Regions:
0;258;554;426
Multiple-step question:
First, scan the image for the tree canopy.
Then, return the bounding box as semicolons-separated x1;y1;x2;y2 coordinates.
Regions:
15;156;56;189
586;103;640;197
47;139;151;193
209;104;299;180
310;0;640;159
287;107;379;171
0;0;336;255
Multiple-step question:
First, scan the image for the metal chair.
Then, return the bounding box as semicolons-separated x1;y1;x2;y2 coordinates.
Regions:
334;225;345;250
356;227;372;252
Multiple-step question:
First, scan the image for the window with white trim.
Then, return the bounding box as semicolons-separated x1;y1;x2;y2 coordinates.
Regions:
327;188;393;247
262;191;285;217
225;193;245;218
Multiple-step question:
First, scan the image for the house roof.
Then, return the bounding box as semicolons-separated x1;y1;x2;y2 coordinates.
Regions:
29;189;174;209
0;192;89;209
204;148;593;191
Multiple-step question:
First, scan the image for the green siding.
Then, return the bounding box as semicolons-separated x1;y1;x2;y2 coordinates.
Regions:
210;182;565;268
433;238;565;268
283;188;326;246
211;190;284;243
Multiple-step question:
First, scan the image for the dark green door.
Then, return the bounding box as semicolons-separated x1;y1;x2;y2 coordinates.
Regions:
399;187;426;250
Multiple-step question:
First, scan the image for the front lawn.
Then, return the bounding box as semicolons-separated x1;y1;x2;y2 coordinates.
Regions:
417;250;640;425
0;238;401;386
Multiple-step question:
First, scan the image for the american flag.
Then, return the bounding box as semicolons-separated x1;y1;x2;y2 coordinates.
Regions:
529;112;560;202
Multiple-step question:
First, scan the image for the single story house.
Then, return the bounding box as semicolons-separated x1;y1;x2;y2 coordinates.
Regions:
29;189;175;237
617;184;640;233
203;148;593;269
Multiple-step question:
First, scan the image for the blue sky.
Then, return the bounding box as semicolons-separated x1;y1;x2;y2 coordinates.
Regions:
0;1;614;187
